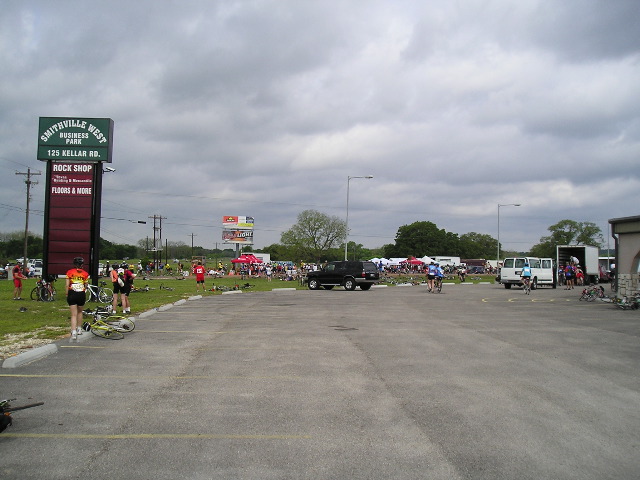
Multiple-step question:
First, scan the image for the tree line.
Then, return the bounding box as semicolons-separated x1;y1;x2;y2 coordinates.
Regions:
1;214;605;266
256;211;605;263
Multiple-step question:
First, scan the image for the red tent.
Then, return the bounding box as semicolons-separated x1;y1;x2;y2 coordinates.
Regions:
231;254;263;264
400;257;424;265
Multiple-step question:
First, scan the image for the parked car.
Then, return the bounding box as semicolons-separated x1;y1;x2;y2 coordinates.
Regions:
0;267;7;279
306;261;380;291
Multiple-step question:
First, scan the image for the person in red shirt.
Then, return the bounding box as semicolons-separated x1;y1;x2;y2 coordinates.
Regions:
65;256;89;341
12;261;26;300
193;261;206;291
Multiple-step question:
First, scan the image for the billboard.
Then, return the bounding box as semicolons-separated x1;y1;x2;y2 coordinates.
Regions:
222;216;254;228
222;230;254;244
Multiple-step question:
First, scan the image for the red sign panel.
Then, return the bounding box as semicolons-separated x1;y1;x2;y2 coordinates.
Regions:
45;162;96;275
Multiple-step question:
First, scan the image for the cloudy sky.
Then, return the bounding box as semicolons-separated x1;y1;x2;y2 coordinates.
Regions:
1;0;639;256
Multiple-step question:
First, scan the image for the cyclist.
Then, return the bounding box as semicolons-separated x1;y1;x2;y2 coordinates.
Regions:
12;260;26;300
65;256;89;340
120;263;134;314
521;262;532;291
110;264;123;313
435;262;444;291
426;261;437;292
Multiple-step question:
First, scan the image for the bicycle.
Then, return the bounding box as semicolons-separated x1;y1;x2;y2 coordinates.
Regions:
82;307;134;339
522;277;531;295
1;398;45;433
434;276;443;293
30;275;57;302
614;293;640;310
579;285;605;302
84;306;135;334
85;280;114;303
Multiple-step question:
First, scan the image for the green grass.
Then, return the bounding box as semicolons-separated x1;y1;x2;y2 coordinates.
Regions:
0;273;496;342
0;275;304;340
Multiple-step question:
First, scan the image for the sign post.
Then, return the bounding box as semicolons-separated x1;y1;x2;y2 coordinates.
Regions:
38;117;114;283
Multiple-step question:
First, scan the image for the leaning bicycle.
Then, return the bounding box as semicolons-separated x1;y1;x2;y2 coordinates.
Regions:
30;275;57;302
85;280;113;304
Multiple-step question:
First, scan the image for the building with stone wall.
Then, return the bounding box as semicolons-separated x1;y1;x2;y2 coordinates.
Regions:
609;215;640;297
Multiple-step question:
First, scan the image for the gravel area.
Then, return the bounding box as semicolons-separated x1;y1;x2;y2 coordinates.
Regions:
0;329;67;360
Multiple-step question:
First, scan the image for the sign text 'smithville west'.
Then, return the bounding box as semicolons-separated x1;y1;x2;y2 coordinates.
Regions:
37;117;114;162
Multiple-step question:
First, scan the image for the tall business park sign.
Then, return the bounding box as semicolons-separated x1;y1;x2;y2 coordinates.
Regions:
38;117;114;280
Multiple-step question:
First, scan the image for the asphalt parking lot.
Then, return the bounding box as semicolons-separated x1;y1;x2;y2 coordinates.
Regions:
2;283;639;479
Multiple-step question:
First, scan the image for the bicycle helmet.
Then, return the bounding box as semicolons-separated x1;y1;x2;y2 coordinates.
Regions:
82;322;91;332
73;256;84;266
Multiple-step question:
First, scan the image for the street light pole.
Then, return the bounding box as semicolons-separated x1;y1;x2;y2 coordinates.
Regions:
497;203;521;267
345;175;373;261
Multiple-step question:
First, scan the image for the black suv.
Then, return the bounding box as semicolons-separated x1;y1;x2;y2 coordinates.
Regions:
306;261;380;291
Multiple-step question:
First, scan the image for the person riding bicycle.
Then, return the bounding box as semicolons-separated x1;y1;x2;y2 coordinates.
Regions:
521;262;532;289
426;261;437;292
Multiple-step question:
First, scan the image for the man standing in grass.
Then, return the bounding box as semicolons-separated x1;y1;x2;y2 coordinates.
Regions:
193;261;206;292
12;261;26;300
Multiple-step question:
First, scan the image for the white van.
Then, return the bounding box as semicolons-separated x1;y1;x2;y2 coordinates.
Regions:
499;257;555;289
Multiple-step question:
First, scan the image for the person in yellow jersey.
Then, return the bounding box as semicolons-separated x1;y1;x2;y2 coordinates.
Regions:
65;256;89;341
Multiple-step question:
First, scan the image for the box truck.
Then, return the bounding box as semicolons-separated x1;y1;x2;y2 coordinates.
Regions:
556;245;600;284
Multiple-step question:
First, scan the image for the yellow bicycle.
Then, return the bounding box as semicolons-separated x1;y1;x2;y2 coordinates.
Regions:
82;307;135;339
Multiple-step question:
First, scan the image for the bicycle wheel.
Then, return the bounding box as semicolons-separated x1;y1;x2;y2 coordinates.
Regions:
30;287;40;301
39;287;51;302
85;289;95;303
436;279;442;293
106;316;135;333
91;324;124;340
98;287;113;303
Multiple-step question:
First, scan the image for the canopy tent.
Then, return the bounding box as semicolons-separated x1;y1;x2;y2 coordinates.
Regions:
419;255;436;264
370;258;392;266
231;254;263;264
400;257;425;265
387;258;407;266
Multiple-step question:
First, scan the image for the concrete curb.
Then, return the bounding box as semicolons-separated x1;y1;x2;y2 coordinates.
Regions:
221;290;243;295
3;343;58;369
272;288;296;291
158;304;174;312
138;308;158;318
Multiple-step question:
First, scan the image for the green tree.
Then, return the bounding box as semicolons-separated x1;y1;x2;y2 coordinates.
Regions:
459;232;498;259
386;221;459;258
529;219;604;258
280;210;346;262
0;232;42;261
258;243;292;261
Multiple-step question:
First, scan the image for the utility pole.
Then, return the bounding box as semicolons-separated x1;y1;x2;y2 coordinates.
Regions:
148;214;166;273
16;168;41;269
189;233;197;258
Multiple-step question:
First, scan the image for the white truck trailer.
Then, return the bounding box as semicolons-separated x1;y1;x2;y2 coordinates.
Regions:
556;245;600;284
